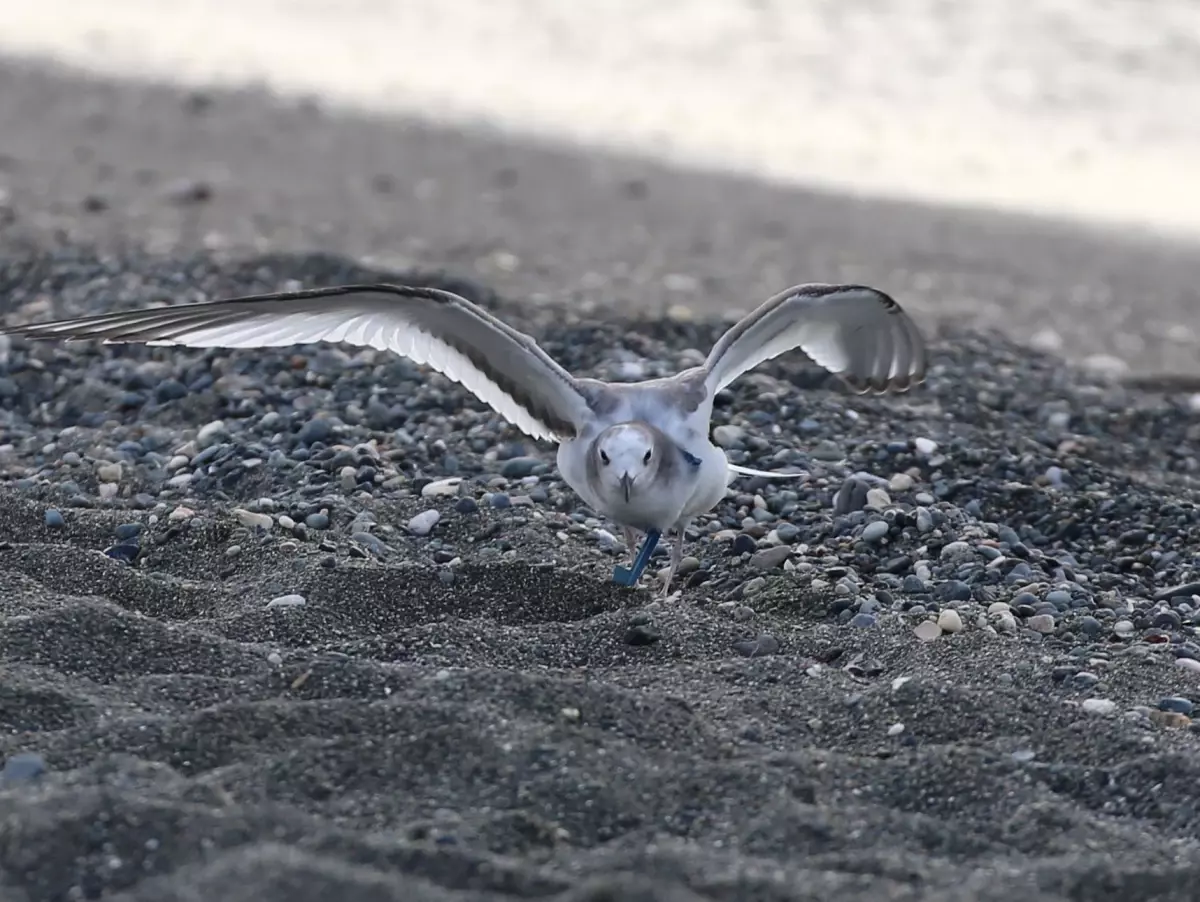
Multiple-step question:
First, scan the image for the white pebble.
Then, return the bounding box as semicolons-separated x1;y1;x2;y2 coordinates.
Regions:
96;462;122;483
936;609;964;633
266;593;306;609
422;478;463;498
407;509;441;536
887;723;905;737
277;515;296;530
97;483;118;501
888;472;915;492
233;508;273;530
939;541;973;561
914;437;938;456
1081;698;1117;716
196;420;227;448
167;506;194;522
865;488;891;510
266;651;283;665
712;425;745;448
1174;657;1200;674
914;620;942;642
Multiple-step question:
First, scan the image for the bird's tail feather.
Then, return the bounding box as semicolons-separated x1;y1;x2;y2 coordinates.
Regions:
727;463;809;479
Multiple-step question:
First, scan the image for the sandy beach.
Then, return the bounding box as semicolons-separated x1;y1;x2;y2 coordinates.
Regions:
2;4;1200;901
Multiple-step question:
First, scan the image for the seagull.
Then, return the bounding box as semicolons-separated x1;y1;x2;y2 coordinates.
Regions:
2;281;927;595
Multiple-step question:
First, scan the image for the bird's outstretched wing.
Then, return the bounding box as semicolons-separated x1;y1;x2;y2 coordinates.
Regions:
703;283;928;397
2;284;593;442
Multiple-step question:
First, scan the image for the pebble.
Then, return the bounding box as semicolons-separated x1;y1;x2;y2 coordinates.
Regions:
1026;614;1056;634
266;594;306;609
1158;697;1194;715
861;520;890;544
422;478;462;497
936;609;964;633
732;634;781;657
44;509;65;528
750;545;791;570
233;508;273;530
407;509;441;536
1081;698;1117;716
914;620;942;642
0;753;47;785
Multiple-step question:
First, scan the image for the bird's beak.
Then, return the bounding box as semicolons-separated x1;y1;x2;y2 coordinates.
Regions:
620;472;634;502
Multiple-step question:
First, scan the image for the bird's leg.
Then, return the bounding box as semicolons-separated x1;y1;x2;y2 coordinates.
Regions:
622;525;639;560
657;519;690;598
613;528;662;587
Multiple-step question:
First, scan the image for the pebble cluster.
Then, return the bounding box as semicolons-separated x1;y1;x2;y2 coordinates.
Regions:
4;249;1200;728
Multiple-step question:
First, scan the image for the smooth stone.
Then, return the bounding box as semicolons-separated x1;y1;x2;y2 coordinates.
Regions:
1081;698;1117;716
422;478;462;498
940;541;973;560
1027;613;1057;634
750;545;792;570
888;472;915;492
914;620;942;642
1158;697;1194;715
44;509;65;528
407;509;441;536
849;612;877;628
0;753;47;785
233;508;273;530
936;609;964;633
865;488;891;510
266;593;306;609
712;425;745;448
862;520;890;544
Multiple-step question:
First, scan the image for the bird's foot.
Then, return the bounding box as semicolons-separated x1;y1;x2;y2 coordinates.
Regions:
613;528;662;587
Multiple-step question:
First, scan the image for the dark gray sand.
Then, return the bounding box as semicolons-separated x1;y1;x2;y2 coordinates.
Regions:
4;58;1200;902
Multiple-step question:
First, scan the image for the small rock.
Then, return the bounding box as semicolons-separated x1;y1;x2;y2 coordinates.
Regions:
914;620;942;642
750;545;791;570
1081;698;1117;716
888;472;915;493
407;509;441;536
422;478;462;498
1027;613;1056;634
861;520;890;544
712;425;745;449
1158;696;1194;716
0;753;46;785
733;633;780;657
96;462;122;483
44;509;65;529
266;594;306;609
936;609;964;633
233;508;273;530
865;488;891;510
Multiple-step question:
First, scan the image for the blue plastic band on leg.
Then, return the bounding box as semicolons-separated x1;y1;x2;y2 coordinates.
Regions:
612;529;662;586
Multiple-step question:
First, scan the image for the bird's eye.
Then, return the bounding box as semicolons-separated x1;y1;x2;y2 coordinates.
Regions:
599;450;610;465
643;450;652;464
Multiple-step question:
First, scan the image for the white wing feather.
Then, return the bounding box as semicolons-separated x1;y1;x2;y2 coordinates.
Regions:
704;283;927;397
4;284;592;443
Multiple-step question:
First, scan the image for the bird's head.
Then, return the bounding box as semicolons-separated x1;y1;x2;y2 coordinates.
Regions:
592;422;661;504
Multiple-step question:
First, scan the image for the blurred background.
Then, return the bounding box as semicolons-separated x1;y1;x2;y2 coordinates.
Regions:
0;0;1198;374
